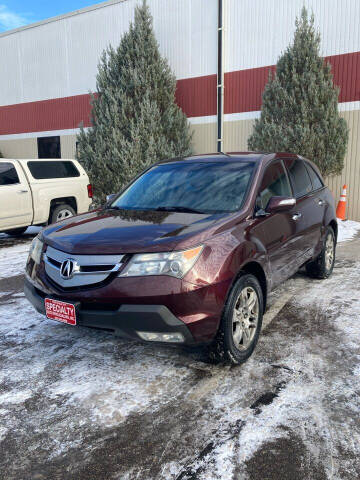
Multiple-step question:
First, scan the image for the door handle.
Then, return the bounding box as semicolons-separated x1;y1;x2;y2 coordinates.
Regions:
292;212;302;221
317;199;325;206
17;190;29;194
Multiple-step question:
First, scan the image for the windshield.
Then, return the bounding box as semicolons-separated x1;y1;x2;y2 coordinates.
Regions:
110;161;255;214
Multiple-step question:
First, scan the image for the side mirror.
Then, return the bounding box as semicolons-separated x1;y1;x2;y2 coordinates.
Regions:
106;194;116;204
266;196;296;213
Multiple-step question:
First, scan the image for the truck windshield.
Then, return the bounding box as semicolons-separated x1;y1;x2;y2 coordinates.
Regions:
110;161;255;214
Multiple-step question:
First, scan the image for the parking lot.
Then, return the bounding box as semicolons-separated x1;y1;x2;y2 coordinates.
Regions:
1;225;360;480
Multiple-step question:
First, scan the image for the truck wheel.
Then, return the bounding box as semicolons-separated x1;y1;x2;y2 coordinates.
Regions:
306;226;336;279
50;204;75;224
4;227;28;236
210;273;263;364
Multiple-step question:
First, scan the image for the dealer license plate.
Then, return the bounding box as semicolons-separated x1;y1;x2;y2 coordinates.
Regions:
45;298;77;326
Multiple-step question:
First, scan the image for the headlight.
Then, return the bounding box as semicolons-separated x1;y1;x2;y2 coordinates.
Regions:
29;236;44;264
119;245;203;279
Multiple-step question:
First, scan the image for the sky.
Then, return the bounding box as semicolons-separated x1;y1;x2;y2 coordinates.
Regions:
0;1;103;32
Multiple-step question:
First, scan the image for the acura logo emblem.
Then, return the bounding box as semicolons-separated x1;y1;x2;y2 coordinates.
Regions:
60;259;78;279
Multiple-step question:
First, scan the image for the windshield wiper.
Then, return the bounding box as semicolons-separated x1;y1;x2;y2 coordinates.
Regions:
155;206;206;214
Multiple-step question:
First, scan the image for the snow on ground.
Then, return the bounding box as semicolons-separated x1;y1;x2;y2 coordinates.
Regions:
0;227;360;478
337;219;360;242
142;241;355;479
0;226;41;279
0;243;31;279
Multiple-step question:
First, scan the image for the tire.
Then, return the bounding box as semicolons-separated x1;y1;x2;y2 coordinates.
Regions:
306;226;336;279
4;227;28;236
210;273;264;365
50;204;76;224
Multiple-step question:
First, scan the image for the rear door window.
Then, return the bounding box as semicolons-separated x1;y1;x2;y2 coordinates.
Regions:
256;160;292;210
0;162;20;186
27;161;80;179
284;159;312;198
305;163;324;191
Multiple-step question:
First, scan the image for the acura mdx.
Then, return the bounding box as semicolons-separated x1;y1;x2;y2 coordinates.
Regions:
24;153;337;363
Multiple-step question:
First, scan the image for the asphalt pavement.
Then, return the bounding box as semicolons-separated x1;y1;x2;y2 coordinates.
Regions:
0;229;359;480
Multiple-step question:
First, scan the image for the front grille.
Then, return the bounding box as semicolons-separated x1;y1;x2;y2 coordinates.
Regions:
47;257;61;268
80;265;115;272
43;246;124;289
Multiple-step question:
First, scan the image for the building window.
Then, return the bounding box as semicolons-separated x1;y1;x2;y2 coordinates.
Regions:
37;136;61;159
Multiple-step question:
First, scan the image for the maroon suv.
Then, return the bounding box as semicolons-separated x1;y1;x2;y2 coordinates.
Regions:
25;153;337;363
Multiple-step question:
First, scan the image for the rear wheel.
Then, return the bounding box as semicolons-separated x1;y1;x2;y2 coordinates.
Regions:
210;273;263;364
50;204;75;224
306;226;336;279
4;227;28;236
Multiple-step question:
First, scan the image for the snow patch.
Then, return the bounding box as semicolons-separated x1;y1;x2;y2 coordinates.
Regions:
0;243;30;279
337;219;360;242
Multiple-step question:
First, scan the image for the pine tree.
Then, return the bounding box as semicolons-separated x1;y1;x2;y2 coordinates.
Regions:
248;7;348;177
77;0;193;201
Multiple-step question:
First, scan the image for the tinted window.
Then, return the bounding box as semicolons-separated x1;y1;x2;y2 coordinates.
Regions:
305;163;323;191
0;162;20;186
284;159;312;198
27;161;80;179
37;136;61;159
111;161;255;214
256;160;292;210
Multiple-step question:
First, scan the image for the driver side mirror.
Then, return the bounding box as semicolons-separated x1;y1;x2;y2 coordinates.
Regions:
106;194;116;204
255;196;296;217
266;196;296;213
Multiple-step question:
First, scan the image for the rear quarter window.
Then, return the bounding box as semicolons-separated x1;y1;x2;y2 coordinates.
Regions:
305;163;324;191
27;161;80;180
284;159;312;198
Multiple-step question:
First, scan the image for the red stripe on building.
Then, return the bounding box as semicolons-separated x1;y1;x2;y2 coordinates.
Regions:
175;74;217;118
224;51;360;114
224;65;276;114
0;76;217;135
0;51;359;135
0;94;93;135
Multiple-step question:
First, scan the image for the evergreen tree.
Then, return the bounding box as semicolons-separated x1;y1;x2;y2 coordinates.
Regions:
77;0;193;201
248;7;348;177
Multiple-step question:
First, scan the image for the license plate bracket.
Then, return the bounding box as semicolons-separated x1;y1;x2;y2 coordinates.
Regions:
45;298;77;326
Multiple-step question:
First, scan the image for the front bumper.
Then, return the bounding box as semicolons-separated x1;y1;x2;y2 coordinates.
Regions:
24;278;197;345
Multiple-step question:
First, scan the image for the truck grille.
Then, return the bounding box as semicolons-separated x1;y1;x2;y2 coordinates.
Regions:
43;246;124;288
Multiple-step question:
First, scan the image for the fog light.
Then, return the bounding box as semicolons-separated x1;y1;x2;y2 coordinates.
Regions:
137;331;185;343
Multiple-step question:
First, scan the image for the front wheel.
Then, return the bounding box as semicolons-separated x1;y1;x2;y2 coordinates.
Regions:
210;273;263;364
306;226;336;279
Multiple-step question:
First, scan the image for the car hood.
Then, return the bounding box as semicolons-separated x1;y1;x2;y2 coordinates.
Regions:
42;208;230;254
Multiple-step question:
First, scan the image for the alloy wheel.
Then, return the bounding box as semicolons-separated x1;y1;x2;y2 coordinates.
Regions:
232;286;259;350
56;209;74;222
325;232;335;270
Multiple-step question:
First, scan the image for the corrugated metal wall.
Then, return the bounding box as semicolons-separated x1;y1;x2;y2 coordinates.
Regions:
327;110;360;221
223;0;360;220
0;0;359;219
0;0;217;105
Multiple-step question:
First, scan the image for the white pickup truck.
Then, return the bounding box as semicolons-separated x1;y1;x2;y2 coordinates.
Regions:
0;159;92;236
